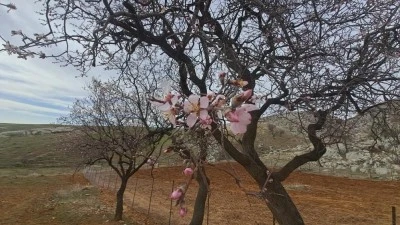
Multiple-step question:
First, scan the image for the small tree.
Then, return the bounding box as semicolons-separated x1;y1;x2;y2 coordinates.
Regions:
61;78;170;221
2;1;400;224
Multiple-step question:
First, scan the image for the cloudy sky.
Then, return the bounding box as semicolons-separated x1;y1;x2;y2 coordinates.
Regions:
0;1;100;124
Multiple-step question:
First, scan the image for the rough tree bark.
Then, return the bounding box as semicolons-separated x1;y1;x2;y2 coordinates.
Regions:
189;166;210;225
114;177;128;221
211;108;331;225
189;130;210;225
212;125;305;225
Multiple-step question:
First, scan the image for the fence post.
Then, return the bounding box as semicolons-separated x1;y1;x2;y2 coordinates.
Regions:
393;206;397;225
147;177;155;216
94;167;99;185
107;167;112;189
101;169;106;188
207;192;210;225
131;178;138;208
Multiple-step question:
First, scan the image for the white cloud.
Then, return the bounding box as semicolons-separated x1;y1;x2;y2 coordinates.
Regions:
0;1;90;123
0;1;116;124
0;99;67;115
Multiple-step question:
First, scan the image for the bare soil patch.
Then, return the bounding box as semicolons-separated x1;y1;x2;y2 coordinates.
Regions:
0;164;399;225
0;173;136;225
123;163;400;225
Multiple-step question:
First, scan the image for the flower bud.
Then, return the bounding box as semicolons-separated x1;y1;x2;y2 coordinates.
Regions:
183;168;193;176
170;189;182;200
179;207;188;217
231;89;253;108
243;89;252;100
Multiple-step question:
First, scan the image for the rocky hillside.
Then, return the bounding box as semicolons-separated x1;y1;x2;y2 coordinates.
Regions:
257;105;400;179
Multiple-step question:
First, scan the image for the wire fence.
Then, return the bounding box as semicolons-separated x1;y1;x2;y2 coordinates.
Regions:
83;166;204;225
82;161;398;225
82;162;276;225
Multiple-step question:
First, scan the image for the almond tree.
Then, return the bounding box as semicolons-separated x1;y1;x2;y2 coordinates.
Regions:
1;1;400;224
61;78;170;221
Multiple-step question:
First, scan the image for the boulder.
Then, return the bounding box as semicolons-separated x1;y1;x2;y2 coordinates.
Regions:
375;167;389;175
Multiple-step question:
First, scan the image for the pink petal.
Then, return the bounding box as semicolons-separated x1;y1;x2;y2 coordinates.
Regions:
149;100;165;107
225;111;239;122
186;113;197;127
199;109;209;120
207;91;215;100
183;168;193;176
211;95;226;107
242;89;253;101
230;122;247;134
179;207;187;217
171;95;179;105
170;189;182;200
183;100;192;113
164;92;174;102
199;96;209;108
188;94;200;104
168;112;176;126
237;110;252;125
158;102;171;111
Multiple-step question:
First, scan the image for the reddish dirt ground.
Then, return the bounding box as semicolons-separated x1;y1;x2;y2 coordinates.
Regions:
123;163;400;225
1;163;399;225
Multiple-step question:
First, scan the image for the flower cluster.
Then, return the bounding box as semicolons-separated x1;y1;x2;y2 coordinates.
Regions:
150;73;257;217
149;73;258;135
169;167;193;217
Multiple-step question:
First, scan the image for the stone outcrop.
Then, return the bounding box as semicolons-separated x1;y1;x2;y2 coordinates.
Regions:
258;105;400;180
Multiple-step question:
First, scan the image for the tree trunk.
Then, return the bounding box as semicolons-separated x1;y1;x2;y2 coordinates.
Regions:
212;126;305;225
114;177;128;221
244;163;304;225
189;167;209;225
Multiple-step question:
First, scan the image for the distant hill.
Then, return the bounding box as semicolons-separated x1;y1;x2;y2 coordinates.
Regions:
1;105;399;179
0;123;73;138
0;124;77;168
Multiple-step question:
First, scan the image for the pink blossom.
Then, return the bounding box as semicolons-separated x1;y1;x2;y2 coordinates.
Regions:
242;89;253;100
211;95;226;108
206;91;215;101
149;93;179;125
183;95;209;127
179;207;188;217
231;89;253;108
199;115;212;129
183;168;193;176
225;104;258;134
170;188;183;200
